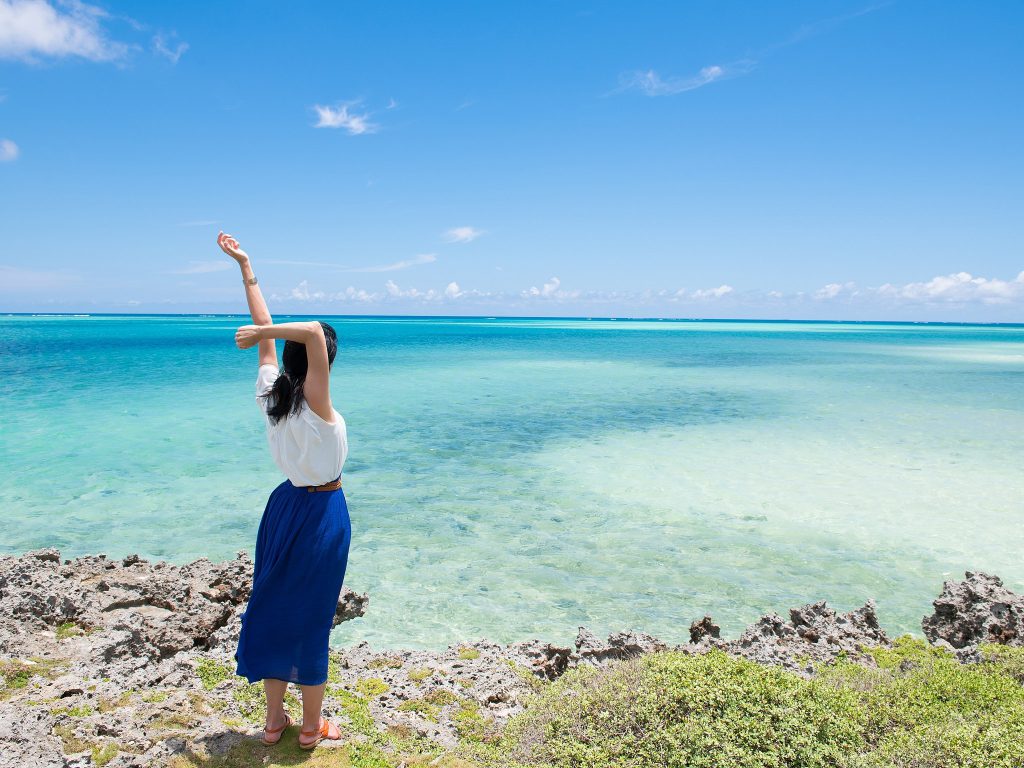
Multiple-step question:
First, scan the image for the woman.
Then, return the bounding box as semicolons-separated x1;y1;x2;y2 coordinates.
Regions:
217;231;350;750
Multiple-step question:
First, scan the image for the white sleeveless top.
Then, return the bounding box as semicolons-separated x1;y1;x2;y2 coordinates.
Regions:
256;363;348;487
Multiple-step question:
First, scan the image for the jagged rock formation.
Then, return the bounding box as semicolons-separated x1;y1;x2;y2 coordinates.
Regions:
922;571;1024;660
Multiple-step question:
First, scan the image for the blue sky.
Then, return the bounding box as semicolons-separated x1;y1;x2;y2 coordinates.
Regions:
1;0;1022;320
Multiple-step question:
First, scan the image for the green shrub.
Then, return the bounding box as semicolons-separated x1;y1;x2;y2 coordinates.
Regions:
499;649;864;768
820;635;1024;768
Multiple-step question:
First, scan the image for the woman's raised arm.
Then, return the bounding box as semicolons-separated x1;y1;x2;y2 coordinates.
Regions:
218;232;278;368
235;322;334;423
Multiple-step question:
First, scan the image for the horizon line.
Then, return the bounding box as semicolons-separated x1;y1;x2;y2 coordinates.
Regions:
3;312;1023;328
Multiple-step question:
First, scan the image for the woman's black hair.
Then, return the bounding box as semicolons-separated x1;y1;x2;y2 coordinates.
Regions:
260;321;338;424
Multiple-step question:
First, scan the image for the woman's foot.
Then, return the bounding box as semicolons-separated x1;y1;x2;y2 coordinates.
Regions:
298;717;341;749
261;712;292;745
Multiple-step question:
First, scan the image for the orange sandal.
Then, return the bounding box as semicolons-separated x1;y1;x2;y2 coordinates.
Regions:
298;717;341;749
261;712;293;745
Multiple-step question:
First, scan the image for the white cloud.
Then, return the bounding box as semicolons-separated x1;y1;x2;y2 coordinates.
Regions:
814;281;856;300
152;32;187;64
521;276;582;300
443;226;483;243
289;280;325;302
313;102;378;135
351;253;436;273
0;0;130;62
386;97;397;109
875;271;1024;305
617;60;754;96
444;281;462;299
0;138;18;161
691;284;734;300
169;260;232;275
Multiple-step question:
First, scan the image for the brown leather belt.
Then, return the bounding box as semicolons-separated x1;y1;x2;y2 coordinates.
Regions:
305;476;342;493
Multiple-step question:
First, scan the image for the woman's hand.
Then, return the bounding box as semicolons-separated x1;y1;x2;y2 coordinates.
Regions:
235;324;263;349
217;231;249;263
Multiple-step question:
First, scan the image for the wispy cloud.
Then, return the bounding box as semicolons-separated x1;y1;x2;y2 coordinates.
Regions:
0;138;18;161
168;260;232;275
443;226;484;243
617;61;755;96
312;102;379;134
263;254;437;272
614;3;885;97
0;0;132;62
350;253;437;273
152;32;187;64
262;258;341;268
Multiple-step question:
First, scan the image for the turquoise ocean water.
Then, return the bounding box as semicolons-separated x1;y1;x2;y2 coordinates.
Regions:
1;314;1022;650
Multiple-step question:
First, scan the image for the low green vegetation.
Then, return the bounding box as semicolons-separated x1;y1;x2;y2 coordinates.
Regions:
493;648;864;768
53;723;91;753
818;636;1024;768
91;742;119;766
453;699;494;743
424;688;458;706
398;697;441;722
468;639;1024;768
408;666;434;682
0;657;67;700
356;676;390;698
55;621;83;640
368;655;404;669
51;703;95;718
196;658;234;691
458;647;481;660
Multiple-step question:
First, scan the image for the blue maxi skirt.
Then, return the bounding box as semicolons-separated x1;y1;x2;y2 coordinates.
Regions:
234;477;351;686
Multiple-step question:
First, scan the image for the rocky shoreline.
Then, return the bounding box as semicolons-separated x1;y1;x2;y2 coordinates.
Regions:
1;548;1021;768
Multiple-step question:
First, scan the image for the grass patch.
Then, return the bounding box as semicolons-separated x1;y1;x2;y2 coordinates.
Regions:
453;699;494;743
91;742;118;766
97;691;132;712
424;688;458;706
368;655;404;670
407;667;433;683
327;653;347;684
142;690;170;703
0;657;67;700
503;660;544;693
51;703;95;718
53;723;91;753
398;698;441;722
457;647;481;660
356;677;390;698
196;658;234;691
56;621;84;640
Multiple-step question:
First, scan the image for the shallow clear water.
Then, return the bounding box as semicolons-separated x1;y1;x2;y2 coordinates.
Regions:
2;314;1022;650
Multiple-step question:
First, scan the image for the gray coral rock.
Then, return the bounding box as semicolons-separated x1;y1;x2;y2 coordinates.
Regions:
922;571;1024;658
